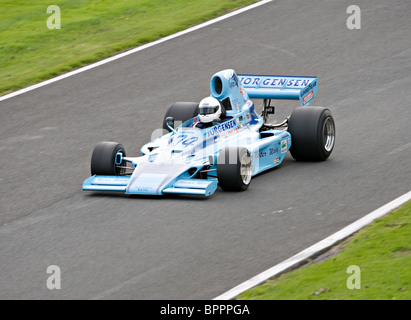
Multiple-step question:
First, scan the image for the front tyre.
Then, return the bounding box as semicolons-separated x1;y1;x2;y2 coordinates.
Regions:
90;141;126;176
288;107;335;161
217;147;252;191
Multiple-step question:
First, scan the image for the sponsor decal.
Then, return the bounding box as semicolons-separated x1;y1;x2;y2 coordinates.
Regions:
300;79;317;97
226;128;239;136
240;76;312;88
254;151;266;158
237;115;244;127
174;180;210;187
302;90;314;105
229;73;239;88
241;77;252;85
269;147;279;155
206;119;237;138
274;157;280;165
93;177;129;185
281;140;287;153
231;98;241;111
135;187;154;193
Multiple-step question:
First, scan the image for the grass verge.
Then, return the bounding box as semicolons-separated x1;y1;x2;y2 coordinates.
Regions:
0;0;258;96
236;199;411;300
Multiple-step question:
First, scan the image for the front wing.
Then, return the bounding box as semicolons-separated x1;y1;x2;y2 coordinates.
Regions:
83;175;218;196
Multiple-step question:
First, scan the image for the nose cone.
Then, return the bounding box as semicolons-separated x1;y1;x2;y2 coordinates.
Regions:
126;161;190;195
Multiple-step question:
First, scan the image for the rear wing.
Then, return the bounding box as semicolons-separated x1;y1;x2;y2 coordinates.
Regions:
238;74;318;106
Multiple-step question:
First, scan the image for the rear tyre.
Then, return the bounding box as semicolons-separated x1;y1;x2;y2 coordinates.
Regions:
217;147;252;191
288;107;335;161
90;141;126;176
163;102;199;132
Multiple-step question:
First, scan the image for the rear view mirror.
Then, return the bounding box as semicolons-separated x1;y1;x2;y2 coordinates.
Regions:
165;116;174;129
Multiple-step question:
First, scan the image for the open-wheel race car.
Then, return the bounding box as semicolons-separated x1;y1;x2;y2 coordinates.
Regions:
83;69;335;196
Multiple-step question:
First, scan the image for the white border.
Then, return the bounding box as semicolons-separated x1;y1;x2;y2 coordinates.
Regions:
214;190;411;300
4;0;408;300
0;0;273;103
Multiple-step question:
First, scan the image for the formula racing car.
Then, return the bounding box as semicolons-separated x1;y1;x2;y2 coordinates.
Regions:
83;69;335;196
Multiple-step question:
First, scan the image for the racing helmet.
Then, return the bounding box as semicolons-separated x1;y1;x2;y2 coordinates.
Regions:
198;97;222;123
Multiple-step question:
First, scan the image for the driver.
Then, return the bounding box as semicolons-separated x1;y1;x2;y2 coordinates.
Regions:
194;97;223;129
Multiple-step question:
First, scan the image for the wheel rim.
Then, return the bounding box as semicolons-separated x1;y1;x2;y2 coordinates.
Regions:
323;117;335;152
240;153;252;185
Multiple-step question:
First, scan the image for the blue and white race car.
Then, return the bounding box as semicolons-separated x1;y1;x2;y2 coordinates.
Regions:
83;69;335;196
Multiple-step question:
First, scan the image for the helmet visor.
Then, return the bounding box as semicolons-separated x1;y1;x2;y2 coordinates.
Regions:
198;106;218;115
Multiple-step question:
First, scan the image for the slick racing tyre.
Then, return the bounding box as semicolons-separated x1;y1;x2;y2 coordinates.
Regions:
90;141;127;176
288;106;335;161
217;147;252;191
163;102;199;132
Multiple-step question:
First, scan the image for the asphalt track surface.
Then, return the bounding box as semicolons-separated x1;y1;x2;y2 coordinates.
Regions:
1;0;410;299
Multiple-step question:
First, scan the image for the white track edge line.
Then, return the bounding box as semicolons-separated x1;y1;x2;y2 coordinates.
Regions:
0;0;272;103
214;190;411;300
